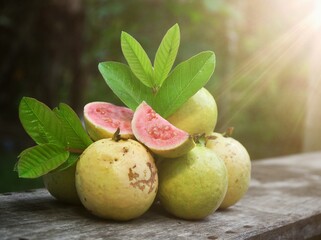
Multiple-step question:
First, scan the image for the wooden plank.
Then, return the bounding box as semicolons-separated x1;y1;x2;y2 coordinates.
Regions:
1;151;321;239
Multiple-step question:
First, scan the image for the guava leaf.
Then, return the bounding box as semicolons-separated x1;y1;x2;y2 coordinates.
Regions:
17;144;69;178
121;31;154;88
52;152;79;172
98;61;155;110
154;23;180;87
19;97;66;147
154;51;216;118
54;103;93;150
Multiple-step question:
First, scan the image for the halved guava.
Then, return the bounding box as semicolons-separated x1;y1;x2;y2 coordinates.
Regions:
132;101;195;158
84;102;134;140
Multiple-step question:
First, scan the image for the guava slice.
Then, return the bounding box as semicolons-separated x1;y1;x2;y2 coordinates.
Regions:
132;101;195;158
84;102;134;140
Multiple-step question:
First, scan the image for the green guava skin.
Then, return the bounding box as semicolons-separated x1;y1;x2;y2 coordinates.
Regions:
43;164;81;205
157;146;228;220
139;134;195;159
84;117;134;141
206;132;251;209
75;139;158;221
166;88;218;135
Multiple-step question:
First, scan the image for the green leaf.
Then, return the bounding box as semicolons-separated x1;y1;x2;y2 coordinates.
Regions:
17;144;69;178
53;152;79;172
98;61;155;110
19;97;66;146
154;23;180;87
154;51;216;118
54;103;93;150
121;31;154;88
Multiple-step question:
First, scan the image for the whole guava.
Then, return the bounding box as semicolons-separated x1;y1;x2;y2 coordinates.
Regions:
157;145;228;220
75;138;158;221
132;101;195;158
43;164;81;205
166;88;218;135
206;132;251;209
84;102;134;140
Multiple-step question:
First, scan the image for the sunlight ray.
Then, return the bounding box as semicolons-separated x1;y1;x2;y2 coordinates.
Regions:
219;16;317;129
215;13;314;101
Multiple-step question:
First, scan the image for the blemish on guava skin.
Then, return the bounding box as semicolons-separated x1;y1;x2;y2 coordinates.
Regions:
114;158;118;162
122;146;129;155
128;162;157;194
128;168;139;181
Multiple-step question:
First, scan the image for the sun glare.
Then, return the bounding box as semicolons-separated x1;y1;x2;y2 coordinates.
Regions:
216;0;321;132
312;0;321;29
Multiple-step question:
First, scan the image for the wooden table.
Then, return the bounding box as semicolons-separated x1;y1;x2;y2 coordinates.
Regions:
1;151;321;239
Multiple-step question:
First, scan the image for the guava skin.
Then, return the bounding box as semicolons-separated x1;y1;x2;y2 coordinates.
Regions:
166;88;218;135
75;138;158;221
43;164;81;205
206;132;251;209
157;146;228;220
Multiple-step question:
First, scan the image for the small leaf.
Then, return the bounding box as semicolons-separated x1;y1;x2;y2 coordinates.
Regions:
19;97;66;146
54;103;93;150
154;51;216;118
53;153;79;172
98;61;155;110
121;31;154;88
17;144;69;178
154;23;180;87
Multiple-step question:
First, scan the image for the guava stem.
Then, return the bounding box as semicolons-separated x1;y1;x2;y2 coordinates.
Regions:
222;127;234;137
66;148;84;154
112;128;121;142
192;133;206;146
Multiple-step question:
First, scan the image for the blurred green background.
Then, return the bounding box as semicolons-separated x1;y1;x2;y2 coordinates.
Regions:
1;0;321;193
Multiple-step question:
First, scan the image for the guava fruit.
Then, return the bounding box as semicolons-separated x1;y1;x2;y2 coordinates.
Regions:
206;132;251;209
75;138;158;221
157;145;228;220
84;102;134;140
166;88;218;135
43;164;81;205
131;101;195;158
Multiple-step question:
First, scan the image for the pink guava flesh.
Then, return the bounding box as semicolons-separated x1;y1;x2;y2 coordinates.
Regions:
132;102;189;150
84;102;133;135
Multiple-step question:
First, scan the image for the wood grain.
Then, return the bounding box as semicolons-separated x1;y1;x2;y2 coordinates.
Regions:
1;151;321;239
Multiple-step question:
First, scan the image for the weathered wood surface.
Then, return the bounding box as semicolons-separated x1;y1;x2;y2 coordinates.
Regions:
1;151;321;240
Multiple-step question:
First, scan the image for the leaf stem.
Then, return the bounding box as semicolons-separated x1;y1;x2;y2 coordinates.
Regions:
66;147;84;154
152;86;159;95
